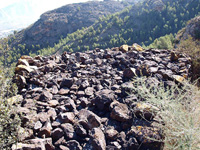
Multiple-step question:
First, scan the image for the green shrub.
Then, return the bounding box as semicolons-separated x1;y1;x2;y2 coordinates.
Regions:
0;66;21;149
131;77;200;150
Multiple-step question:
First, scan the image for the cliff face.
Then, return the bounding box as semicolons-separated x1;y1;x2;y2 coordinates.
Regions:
177;16;200;40
13;44;191;149
11;1;130;48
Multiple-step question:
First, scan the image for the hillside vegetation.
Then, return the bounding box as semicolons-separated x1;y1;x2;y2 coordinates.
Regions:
175;16;200;81
1;0;200;66
36;0;200;54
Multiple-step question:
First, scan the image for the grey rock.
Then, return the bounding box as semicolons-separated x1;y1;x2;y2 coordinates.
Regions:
90;128;106;150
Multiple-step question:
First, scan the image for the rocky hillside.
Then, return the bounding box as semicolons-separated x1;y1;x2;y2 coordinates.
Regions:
2;0;199;66
10;1;131;49
12;44;191;150
33;0;200;55
175;16;200;81
176;16;200;40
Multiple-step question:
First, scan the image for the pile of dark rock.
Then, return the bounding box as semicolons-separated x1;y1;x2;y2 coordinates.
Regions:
12;44;191;150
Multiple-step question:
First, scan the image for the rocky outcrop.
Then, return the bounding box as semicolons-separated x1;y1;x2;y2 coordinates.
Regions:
13;44;191;150
176;16;200;40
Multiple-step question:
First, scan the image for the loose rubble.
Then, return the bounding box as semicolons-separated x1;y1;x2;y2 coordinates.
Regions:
12;44;191;150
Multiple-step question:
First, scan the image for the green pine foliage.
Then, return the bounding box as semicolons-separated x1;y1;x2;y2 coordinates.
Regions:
37;0;200;55
144;33;175;49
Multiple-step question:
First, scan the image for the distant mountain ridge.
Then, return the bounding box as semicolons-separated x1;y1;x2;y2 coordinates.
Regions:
10;1;132;48
1;0;200;66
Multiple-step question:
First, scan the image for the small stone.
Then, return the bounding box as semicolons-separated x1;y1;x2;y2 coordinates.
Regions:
51;128;64;141
78;109;101;130
59;88;70;95
105;128;118;140
65;140;82;150
172;75;185;83
120;45;129;53
34;121;42;131
95;58;102;66
80;97;90;108
123;68;137;78
48;100;59;107
170;51;179;61
133;103;159;120
129;126;163;149
59;145;70;150
77;91;85;97
75;124;87;137
38;112;49;123
47;108;57;121
24;138;55;150
110;101;132;122
61;123;76;139
132;43;144;51
85;87;94;96
94;89;115;110
38;120;52;138
58;112;75;124
149;67;158;73
60;78;73;88
52;121;61;128
90;128;106;150
15;75;26;90
39;90;53;101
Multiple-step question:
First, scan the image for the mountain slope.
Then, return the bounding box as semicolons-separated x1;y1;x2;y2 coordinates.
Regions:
10;1;131;49
175;16;200;80
38;0;200;54
1;0;200;65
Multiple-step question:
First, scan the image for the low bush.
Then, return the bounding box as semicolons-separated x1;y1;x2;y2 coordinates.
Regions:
176;36;200;82
0;66;21;149
131;77;200;150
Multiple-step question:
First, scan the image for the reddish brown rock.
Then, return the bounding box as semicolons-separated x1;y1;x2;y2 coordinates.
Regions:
110;101;132;122
61;123;76;139
59;88;70;95
58;112;75;124
39;90;53;101
51;128;64;141
38;120;52;138
78;109;101;130
94;89;115;110
105;128;118;140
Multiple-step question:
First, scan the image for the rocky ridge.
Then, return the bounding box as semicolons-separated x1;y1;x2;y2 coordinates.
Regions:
11;1;130;49
177;16;200;40
12;44;191;150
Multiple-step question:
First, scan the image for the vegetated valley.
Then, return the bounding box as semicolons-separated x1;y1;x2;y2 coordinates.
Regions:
0;0;200;149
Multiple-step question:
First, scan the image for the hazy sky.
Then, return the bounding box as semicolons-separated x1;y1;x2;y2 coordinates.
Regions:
0;0;102;31
0;0;91;9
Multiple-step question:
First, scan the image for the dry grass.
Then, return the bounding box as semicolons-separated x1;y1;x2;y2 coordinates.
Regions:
131;77;200;150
